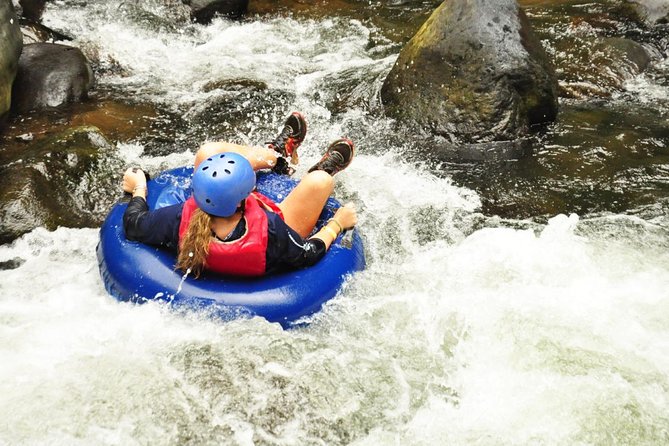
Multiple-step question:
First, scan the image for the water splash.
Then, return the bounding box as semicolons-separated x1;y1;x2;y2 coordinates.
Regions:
3;1;669;445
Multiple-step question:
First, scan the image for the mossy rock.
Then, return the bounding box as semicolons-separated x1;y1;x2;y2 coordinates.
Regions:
0;126;124;244
381;0;559;153
0;1;22;123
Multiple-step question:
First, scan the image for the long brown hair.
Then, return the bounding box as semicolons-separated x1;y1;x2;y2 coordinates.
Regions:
176;208;212;278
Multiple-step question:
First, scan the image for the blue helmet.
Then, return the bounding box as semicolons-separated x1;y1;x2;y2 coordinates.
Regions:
192;152;256;217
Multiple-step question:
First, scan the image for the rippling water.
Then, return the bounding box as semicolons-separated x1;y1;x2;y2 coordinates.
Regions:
1;1;669;444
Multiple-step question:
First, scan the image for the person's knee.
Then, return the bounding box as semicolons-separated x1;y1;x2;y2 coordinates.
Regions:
194;143;220;169
303;170;334;192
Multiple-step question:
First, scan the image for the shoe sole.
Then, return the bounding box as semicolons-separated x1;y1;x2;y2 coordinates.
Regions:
285;112;307;163
289;111;307;143
332;138;354;169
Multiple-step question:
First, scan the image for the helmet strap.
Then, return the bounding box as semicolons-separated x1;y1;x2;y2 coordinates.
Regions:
235;199;246;215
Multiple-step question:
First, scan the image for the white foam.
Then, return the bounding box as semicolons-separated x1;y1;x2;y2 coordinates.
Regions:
6;1;669;444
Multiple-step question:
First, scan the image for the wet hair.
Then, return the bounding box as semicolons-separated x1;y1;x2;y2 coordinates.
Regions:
176;208;212;278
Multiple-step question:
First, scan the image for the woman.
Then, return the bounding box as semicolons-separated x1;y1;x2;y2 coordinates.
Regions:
121;112;357;277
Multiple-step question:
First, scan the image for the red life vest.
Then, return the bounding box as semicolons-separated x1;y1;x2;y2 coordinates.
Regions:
178;192;283;277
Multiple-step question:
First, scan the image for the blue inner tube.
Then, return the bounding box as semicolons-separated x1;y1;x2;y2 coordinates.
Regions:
97;167;365;327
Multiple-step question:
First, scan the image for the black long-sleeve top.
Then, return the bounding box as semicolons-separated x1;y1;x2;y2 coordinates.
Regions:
123;197;327;274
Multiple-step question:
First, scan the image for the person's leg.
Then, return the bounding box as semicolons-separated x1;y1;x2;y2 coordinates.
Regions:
278;170;334;238
195;142;278;171
195;113;307;173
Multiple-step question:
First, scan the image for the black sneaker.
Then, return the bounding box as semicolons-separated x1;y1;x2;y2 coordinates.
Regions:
308;138;355;176
267;111;307;160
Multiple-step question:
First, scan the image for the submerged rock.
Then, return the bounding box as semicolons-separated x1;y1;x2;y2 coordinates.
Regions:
116;1;192;34
559;37;653;98
628;0;669;25
381;0;559;155
19;17;73;44
0;257;25;270
0;1;22;124
182;81;295;149
520;0;661;98
183;0;248;23
11;43;94;114
0;126;123;244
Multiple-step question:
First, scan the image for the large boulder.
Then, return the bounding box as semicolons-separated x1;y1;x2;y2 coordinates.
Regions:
11;43;94;114
183;0;248;23
381;0;559;149
0;1;22;124
0;126;123;244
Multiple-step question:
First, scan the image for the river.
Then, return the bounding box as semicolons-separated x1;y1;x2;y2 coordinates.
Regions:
1;1;668;444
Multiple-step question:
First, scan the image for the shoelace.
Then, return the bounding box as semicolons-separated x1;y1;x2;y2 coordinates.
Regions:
317;149;348;174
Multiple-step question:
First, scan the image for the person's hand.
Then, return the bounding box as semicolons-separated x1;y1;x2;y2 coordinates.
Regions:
122;167;147;194
333;203;357;230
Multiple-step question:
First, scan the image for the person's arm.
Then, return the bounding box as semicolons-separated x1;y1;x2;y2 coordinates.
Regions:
121;168;183;250
122;167;148;199
309;204;357;250
265;216;327;271
123;199;183;250
265;204;358;272
195;142;279;171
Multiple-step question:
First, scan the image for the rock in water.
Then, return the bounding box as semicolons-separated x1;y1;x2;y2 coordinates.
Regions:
183;0;248;23
19;18;73;44
0;1;22;124
629;0;669;25
0;126;123;244
18;0;47;21
11;43;94;113
381;0;559;148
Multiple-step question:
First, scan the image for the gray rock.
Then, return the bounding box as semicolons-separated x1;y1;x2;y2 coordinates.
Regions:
0;126;123;244
18;0;47;21
0;1;22;123
381;0;559;151
559;37;653;98
11;43;94;114
628;0;669;25
183;0;248;23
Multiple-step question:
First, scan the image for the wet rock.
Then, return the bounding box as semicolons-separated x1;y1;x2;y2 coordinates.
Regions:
249;0;346;14
628;0;669;25
117;1;192;34
70;100;160;142
559;37;653;98
183;0;248;23
202;78;268;93
0;1;22;124
0;257;25;269
11;43;94;114
18;0;47;21
20;17;72;44
519;0;665;97
0;126;124;244
181;82;294;150
381;0;559;153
